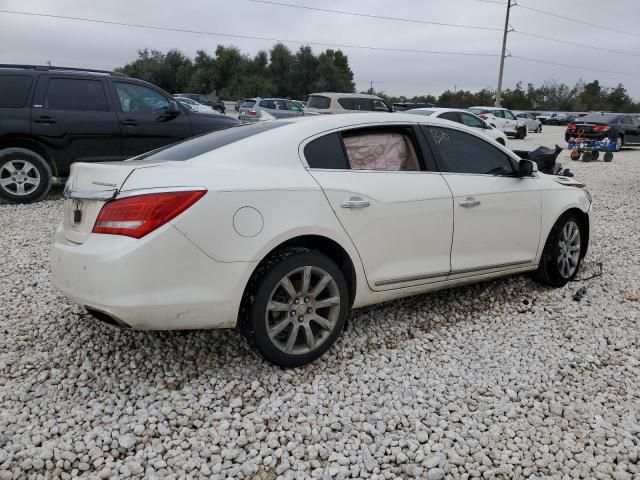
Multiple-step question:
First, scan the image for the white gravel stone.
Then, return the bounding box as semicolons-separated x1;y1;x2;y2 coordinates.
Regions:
1;127;639;478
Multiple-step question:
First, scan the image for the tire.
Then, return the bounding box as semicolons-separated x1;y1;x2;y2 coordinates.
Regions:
537;124;542;133
0;148;52;203
615;135;623;152
591;150;600;161
239;247;350;367
604;152;613;162
535;213;583;287
582;151;592;162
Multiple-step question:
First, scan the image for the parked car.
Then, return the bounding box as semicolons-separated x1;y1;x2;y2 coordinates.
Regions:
538;112;574;126
407;107;508;145
175;93;225;114
51;112;591;367
516;112;543;132
238;98;304;122
0;65;238;203
292;100;306;109
565;113;640;151
469;106;527;139
174;96;219;114
304;93;392;115
392;102;434;111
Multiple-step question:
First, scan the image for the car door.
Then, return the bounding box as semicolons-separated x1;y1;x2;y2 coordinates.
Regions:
111;81;192;158
31;76;121;173
303;125;454;290
423;124;541;275
502;109;519;133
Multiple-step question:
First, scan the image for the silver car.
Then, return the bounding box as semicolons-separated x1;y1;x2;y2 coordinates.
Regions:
238;98;304;122
516;113;542;133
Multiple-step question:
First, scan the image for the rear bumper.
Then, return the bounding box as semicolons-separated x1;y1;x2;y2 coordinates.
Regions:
50;225;257;330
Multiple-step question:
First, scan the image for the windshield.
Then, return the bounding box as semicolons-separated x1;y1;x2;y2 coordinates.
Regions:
133;122;291;162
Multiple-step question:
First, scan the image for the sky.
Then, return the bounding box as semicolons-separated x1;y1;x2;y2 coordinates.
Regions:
1;0;639;98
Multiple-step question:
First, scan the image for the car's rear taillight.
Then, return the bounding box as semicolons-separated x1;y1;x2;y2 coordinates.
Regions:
248;110;257;116
567;123;576;130
593;125;610;132
478;114;488;120
93;190;206;238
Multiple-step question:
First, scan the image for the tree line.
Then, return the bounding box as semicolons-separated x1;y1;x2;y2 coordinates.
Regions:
117;44;638;112
376;80;639;113
116;44;355;100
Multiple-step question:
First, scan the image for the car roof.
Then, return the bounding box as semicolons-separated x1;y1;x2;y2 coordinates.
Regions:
309;92;384;100
470;106;508;110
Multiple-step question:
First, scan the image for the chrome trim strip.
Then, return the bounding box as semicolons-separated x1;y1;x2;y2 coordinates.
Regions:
116;186;207;199
375;260;534;287
63;189;117;200
375;271;449;287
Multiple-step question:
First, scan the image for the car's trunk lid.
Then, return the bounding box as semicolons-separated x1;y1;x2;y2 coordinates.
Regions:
61;161;165;244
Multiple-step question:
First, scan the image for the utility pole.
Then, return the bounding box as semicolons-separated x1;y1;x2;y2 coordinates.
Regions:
495;0;511;107
369;80;374;94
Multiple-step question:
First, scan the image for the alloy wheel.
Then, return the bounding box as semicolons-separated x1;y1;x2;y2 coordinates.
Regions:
265;265;341;355
0;160;41;196
557;220;581;279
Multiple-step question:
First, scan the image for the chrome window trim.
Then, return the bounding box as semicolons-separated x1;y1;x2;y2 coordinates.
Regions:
116;186;207;199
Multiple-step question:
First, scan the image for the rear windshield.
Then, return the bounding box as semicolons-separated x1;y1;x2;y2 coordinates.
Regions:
468;108;488;114
134;122;290;162
0;75;34;108
241;100;256;108
407;109;435;116
577;113;621;124
307;95;330;109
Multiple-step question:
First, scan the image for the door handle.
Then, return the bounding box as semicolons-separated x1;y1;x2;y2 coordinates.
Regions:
33;115;56;124
120;119;138;126
341;199;370;209
459;197;481;208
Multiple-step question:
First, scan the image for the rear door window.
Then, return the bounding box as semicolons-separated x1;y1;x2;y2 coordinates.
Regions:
439;111;460;123
45;78;108;112
460;113;485;128
0;75;34;108
307;95;330;109
491;110;505;118
337;98;355;110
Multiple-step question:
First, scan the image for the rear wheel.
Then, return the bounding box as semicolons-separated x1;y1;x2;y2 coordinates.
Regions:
582;151;592;162
239;248;349;367
535;213;583;287
604;152;613;162
591;150;600;161
615;135;623;151
0;148;52;203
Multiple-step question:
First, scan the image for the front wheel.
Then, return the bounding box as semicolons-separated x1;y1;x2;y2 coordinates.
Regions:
0;148;52;203
536;124;542;133
615;135;623;152
239;248;349;367
535;213;583;287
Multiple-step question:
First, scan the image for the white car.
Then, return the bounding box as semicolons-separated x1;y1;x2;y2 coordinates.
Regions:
406;108;509;146
51;113;592;367
469;106;528;139
516;112;543;133
174;96;219;114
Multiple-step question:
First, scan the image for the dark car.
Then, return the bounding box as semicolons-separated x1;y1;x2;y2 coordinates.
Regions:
392;102;434;111
565;113;640;151
0;65;238;203
175;93;225;114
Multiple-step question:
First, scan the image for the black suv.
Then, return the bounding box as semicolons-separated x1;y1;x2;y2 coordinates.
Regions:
0;65;238;203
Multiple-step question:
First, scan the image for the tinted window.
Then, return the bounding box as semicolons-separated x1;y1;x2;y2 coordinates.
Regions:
621;116;632;124
424;126;514;175
115;82;168;113
491;110;505;118
136;122;289;161
342;129;420;171
439;111;459;122
45;78;108;111
304;133;348;169
460;113;484;128
307;95;330;109
241;100;256;108
259;100;275;109
0;75;33;108
337;97;354;110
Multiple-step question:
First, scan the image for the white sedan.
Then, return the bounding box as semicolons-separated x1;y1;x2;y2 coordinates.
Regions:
51;113;592;367
174;96;220;114
406;108;509;146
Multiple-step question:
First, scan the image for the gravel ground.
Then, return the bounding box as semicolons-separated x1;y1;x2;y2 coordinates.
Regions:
1;126;639;479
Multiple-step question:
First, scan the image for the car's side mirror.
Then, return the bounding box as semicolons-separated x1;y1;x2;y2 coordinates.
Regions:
518;159;537;177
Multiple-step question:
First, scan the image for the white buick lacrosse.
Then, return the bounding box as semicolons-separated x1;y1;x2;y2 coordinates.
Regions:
51;113;592;366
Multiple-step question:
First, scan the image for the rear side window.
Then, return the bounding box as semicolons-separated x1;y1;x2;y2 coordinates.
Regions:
304;133;348;169
0;75;33;108
136;122;290;161
343;129;420;171
439;111;459;122
306;95;330;109
45;78;108;112
337;98;354;110
424;126;514;175
353;98;374;111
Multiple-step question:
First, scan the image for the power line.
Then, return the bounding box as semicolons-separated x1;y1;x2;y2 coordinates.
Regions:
515;2;640;39
0;9;501;57
247;0;503;32
511;55;634;76
514;30;640;57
